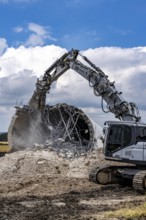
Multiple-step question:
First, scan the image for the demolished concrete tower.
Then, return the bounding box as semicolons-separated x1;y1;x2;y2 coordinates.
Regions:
8;103;102;157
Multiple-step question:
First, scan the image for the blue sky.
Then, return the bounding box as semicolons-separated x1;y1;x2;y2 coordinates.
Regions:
0;0;146;50
0;0;146;132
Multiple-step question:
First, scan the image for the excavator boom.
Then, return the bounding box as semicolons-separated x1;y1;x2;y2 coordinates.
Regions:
29;49;140;122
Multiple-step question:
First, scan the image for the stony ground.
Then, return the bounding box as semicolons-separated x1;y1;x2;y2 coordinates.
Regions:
0;148;146;220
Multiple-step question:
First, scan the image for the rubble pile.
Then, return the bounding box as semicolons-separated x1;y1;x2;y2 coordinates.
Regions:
0;145;104;182
34;139;93;158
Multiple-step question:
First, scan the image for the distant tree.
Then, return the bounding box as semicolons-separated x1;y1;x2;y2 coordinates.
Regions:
0;133;8;141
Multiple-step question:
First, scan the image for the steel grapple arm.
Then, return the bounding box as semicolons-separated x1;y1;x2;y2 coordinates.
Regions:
29;49;141;122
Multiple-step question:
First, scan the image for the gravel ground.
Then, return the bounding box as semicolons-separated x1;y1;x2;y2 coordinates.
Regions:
0;148;145;220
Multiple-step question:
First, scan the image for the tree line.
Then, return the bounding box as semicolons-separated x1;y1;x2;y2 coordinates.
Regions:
0;133;8;141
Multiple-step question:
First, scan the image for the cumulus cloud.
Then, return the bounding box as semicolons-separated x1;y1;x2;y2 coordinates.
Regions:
1;45;146;131
0;70;37;105
28;23;48;36
25;34;45;47
25;23;57;46
0;38;8;55
0;70;37;131
0;45;66;77
0;106;15;132
13;26;23;33
13;23;57;47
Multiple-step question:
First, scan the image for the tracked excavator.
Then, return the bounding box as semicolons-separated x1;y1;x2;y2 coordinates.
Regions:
8;49;146;191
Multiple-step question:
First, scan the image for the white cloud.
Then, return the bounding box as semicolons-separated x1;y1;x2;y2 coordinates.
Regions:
13;26;23;33
0;106;15;132
1;45;146;131
28;23;47;36
0;38;8;55
25;34;45;47
0;45;66;77
26;23;57;46
0;70;36;105
14;22;57;47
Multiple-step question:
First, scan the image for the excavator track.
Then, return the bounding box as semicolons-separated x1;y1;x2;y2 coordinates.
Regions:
89;168;99;183
89;165;140;187
133;170;146;192
89;166;115;185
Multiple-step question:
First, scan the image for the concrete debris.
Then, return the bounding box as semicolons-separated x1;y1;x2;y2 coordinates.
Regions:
0;147;105;182
33;139;92;158
9;103;102;158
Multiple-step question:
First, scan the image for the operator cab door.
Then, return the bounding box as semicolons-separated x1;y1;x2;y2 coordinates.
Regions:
105;124;123;158
121;125;135;160
105;124;133;160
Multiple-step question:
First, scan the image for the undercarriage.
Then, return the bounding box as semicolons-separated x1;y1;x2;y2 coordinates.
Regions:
89;165;146;192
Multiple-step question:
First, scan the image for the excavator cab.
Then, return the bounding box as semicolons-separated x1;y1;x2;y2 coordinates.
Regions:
104;121;146;165
104;121;134;157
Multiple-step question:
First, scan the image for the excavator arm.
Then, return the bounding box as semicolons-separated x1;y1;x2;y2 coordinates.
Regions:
29;49;141;122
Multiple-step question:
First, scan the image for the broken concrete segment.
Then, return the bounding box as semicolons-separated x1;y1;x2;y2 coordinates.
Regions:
8;103;102;157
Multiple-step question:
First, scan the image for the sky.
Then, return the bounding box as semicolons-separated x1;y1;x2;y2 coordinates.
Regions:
0;0;146;132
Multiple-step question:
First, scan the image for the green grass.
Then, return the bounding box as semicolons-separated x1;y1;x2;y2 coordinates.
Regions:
107;203;146;219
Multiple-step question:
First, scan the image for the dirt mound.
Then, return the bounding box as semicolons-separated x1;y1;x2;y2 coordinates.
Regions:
0;146;105;197
0;145;145;220
0;147;104;179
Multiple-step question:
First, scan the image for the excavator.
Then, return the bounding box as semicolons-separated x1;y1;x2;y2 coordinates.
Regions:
8;49;146;192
